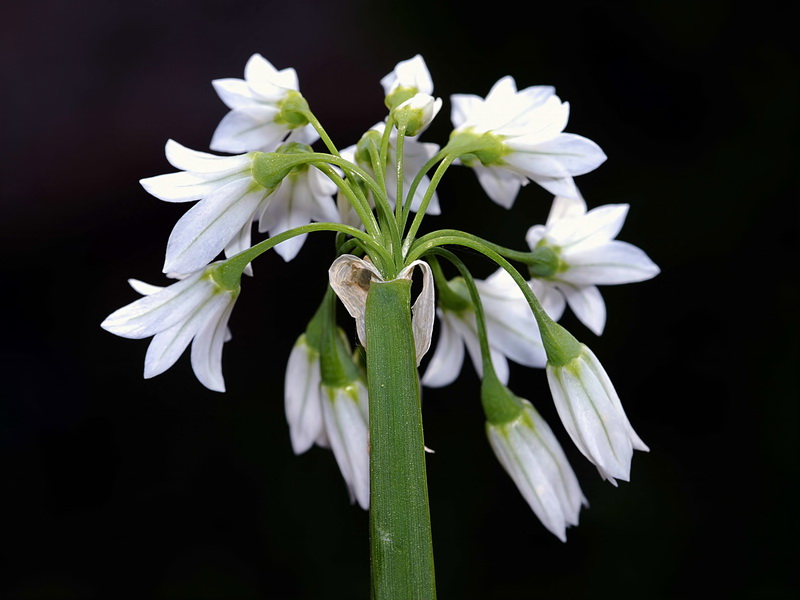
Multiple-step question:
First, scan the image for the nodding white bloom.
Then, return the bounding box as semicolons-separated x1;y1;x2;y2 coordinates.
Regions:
101;266;239;392
342;123;442;218
450;76;606;208
546;344;648;485
526;194;661;335
381;54;434;100
255;163;339;262
328;255;435;365
321;379;370;509
487;399;586;542
210;53;318;153
422;269;563;388
140;140;270;275
284;333;327;454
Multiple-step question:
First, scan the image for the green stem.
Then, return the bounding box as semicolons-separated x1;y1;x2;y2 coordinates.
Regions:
365;278;436;600
395;124;406;225
402;155;457;257
216;222;391;288
407;231;559;339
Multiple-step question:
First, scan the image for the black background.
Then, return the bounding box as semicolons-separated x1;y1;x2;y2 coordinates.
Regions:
2;1;797;598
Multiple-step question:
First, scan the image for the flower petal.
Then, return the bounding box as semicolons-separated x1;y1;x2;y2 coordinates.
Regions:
421;309;466;388
164;178;266;274
559;241;661;285
209;109;284;153
143;291;228;380
190;297;235;392
558;283;607;336
101;271;207;338
473;163;526;209
322;383;370;509
284;335;325;454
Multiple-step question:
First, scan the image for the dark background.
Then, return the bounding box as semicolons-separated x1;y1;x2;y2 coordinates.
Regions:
2;0;797;598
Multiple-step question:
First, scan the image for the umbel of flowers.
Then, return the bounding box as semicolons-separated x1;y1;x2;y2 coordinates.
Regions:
102;54;659;596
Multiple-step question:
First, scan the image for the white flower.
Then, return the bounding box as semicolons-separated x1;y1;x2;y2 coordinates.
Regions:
140;140;270;275
422;269;563;388
380;54;434;98
210;53;318;153
328;255;435;365
101;266;238;392
321;380;370;509
255;164;339;261
342;123;442;218
285;333;327;454
526;194;661;335
546;344;648;484
487;399;586;541
450;76;606;207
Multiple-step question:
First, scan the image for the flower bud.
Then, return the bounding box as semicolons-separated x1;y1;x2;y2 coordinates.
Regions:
392;93;442;136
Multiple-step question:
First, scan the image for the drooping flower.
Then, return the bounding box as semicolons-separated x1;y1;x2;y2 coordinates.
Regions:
255;162;339;261
546;344;648;484
328;255;435;365
210;53;318;153
285;332;327;454
321;379;370;509
140;140;270;275
526;194;661;335
449;76;606;207
422;269;563;388
101;265;239;392
487;398;586;541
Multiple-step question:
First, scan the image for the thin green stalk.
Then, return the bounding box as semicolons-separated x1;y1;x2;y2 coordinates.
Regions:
402;155;457;257
216;222;391;288
365;278;436;600
407;231;555;329
314;163;382;240
400;148;447;231
302;109;341;157
394;124;406;225
365;140;403;265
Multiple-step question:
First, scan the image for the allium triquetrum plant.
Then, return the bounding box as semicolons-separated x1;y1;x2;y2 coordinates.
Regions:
102;53;659;598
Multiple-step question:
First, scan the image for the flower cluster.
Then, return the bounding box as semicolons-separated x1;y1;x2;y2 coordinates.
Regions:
102;53;658;540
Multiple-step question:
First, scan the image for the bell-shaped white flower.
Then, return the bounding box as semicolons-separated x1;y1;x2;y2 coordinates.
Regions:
101;266;239;392
255;164;339;261
422;269;563;388
487;399;586;541
380;54;434;104
321;380;370;509
328;255;435;365
450;76;606;207
210;53;318;153
546;344;648;484
285;333;328;454
140;140;270;275
526;194;660;335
